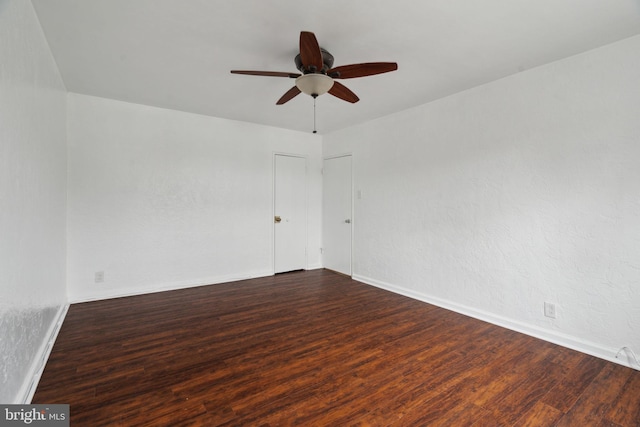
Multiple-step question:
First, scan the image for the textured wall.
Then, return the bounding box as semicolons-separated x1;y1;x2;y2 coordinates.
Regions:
0;1;68;402
324;36;640;365
66;94;322;302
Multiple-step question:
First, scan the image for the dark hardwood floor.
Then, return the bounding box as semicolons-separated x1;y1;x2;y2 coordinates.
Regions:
34;269;640;426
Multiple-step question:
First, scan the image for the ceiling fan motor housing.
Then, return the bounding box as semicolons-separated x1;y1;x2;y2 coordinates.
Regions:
295;48;334;74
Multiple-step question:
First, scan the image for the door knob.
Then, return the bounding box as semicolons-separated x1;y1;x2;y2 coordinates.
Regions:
274;216;282;223
344;219;351;224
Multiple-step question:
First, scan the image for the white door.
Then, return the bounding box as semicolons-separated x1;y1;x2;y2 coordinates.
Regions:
274;154;307;273
323;155;352;275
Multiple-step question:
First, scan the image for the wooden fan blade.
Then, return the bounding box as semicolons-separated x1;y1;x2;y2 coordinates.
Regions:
299;31;323;71
276;86;302;105
231;70;301;78
328;81;359;103
328;62;398;79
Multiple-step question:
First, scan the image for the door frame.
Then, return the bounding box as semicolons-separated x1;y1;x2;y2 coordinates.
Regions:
272;152;308;274
322;153;354;276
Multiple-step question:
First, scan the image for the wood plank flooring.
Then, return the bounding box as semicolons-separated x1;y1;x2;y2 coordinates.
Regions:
33;270;640;426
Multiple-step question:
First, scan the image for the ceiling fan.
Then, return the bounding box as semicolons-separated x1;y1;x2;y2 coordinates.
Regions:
231;31;397;105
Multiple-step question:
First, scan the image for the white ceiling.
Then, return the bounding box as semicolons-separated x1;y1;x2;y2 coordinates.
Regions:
32;0;640;134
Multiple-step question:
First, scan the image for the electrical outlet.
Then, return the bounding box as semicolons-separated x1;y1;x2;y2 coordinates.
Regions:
544;302;556;319
95;271;104;283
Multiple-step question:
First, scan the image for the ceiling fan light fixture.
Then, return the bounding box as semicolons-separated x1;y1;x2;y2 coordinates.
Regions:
295;74;334;97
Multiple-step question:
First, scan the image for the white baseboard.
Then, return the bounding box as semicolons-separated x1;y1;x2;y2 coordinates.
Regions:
18;304;69;404
353;274;639;371
70;270;275;303
71;266;332;303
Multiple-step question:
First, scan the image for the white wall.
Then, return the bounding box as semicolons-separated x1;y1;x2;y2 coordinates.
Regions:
67;94;322;302
0;1;68;403
324;35;640;367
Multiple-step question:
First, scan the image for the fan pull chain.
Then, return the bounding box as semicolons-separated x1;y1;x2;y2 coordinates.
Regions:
313;95;317;134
